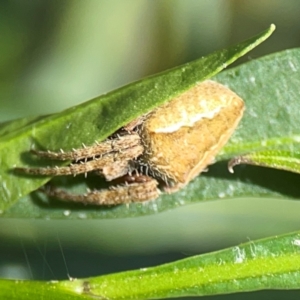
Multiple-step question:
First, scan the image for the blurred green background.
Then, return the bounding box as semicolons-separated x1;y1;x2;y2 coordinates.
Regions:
1;1;300;299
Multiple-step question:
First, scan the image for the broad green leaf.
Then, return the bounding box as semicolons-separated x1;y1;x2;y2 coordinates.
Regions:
0;25;276;218
1;230;300;299
216;49;300;158
228;150;300;174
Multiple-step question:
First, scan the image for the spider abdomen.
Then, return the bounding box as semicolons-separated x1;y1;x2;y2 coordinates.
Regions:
140;80;245;190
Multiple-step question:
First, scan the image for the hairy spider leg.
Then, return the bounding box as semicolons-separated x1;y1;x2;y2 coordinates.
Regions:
30;133;141;161
43;177;159;205
16;144;143;178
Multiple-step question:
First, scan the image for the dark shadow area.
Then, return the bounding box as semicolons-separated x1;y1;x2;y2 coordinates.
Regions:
204;160;300;199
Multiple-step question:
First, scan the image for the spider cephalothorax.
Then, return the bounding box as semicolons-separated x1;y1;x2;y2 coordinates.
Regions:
16;80;244;205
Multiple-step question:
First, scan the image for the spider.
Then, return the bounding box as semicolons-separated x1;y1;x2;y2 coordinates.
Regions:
16;80;244;206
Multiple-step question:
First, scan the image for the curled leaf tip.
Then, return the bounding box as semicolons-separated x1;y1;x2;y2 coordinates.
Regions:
228;155;251;173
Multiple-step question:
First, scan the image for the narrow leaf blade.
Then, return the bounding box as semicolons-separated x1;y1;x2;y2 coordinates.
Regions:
1;230;300;299
228;150;300;174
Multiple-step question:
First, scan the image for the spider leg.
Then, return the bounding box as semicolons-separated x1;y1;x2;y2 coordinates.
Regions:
30;133;141;161
16;144;143;176
123;115;148;132
162;182;183;194
99;160;136;181
43;177;159;205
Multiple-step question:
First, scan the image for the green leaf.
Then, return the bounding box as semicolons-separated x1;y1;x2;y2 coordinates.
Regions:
0;25;276;218
2;230;300;299
228;150;300;174
0;116;44;137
